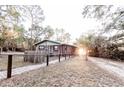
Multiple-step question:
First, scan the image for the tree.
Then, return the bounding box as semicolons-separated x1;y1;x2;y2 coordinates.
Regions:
54;28;71;43
0;5;22;51
22;24;42;49
82;5;114;34
82;5;124;49
43;26;54;40
76;33;109;57
20;5;45;50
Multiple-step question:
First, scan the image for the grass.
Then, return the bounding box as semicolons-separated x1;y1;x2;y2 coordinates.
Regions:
0;54;60;71
0;55;34;71
0;56;124;87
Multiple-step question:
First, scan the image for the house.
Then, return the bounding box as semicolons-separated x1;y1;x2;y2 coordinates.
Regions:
24;40;77;63
60;43;77;55
34;39;61;55
34;39;77;56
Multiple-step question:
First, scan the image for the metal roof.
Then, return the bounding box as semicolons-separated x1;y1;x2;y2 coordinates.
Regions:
34;39;61;46
34;39;77;48
60;43;77;48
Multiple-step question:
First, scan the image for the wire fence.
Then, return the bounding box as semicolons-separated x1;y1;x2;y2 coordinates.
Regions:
0;52;75;79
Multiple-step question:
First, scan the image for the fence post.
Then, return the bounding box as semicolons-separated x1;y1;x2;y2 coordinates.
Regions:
65;54;66;60
59;54;61;62
46;55;49;66
69;54;70;58
7;55;13;78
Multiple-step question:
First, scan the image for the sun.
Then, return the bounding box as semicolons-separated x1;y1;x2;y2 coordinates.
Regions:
78;48;86;56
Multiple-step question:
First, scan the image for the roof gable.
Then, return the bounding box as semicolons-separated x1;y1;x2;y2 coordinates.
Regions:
34;39;61;46
34;39;77;48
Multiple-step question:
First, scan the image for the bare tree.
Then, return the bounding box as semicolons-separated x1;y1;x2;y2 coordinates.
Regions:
54;28;71;43
82;5;124;46
20;5;45;50
43;26;54;40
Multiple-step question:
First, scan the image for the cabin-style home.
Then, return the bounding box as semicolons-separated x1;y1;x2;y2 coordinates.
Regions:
34;39;77;56
24;40;77;63
34;40;61;55
60;43;77;55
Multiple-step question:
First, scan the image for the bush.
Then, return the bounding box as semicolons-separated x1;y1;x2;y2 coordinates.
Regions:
89;44;124;61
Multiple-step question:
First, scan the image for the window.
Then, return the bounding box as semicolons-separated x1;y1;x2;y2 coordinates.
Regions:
54;46;58;51
39;45;44;50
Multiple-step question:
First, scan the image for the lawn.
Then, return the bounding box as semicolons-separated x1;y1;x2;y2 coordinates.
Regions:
0;54;61;71
0;55;34;71
0;56;124;87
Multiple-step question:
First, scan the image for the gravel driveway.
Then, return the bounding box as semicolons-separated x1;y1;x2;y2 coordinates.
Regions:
0;56;124;87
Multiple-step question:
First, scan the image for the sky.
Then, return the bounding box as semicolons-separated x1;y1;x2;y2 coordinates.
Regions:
36;0;100;42
3;0;124;43
18;0;101;43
